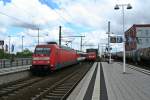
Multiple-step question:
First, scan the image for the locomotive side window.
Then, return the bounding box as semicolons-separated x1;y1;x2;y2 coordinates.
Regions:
34;48;50;55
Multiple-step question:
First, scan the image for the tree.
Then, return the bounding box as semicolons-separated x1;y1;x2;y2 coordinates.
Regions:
0;49;11;59
16;49;33;58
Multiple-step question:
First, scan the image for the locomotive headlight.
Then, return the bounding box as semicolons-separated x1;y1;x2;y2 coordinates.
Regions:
47;61;50;63
33;61;36;64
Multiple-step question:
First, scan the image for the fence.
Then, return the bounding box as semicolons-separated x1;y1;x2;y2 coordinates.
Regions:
0;58;32;69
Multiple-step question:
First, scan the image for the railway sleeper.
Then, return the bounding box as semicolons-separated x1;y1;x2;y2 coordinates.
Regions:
5;86;17;89
44;95;62;99
55;87;71;90
59;84;73;87
1;88;13;91
54;88;69;91
8;93;16;96
0;90;9;94
51;90;68;94
0;86;23;96
48;92;65;96
1;96;8;99
0;79;42;97
1;86;19;91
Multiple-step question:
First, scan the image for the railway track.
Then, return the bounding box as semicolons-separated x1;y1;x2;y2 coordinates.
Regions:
31;63;92;100
0;62;92;100
0;77;46;99
126;64;150;75
117;62;150;75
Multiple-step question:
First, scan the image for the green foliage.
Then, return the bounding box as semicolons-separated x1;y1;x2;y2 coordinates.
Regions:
0;49;10;59
0;48;32;59
16;48;33;58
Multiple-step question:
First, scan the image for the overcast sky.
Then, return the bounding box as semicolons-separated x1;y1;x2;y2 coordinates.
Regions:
0;0;150;53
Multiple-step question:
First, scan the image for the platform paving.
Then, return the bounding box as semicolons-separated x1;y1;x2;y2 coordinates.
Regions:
92;62;100;100
67;62;97;100
0;65;31;76
67;62;100;100
102;62;150;100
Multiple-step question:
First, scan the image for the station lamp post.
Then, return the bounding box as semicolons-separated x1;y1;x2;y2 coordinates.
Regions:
106;21;113;64
22;36;24;52
114;3;132;73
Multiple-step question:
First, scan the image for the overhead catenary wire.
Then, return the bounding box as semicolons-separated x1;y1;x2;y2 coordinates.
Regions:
0;11;39;29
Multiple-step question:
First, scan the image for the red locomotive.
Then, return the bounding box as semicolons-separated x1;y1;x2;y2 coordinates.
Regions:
30;42;78;73
86;52;96;61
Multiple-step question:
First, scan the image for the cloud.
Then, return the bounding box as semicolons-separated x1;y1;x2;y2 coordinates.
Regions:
0;27;7;41
0;0;61;29
1;0;150;53
0;27;6;33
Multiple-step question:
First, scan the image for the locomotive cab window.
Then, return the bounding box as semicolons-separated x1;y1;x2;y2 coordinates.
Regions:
34;48;50;55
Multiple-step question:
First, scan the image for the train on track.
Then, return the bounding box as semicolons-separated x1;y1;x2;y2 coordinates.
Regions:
112;47;150;65
86;52;97;61
86;48;98;61
30;42;96;74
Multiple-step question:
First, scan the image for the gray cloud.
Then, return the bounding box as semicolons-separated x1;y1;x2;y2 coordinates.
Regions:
13;22;42;30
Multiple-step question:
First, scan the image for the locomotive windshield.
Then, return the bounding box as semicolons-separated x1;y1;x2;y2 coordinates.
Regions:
34;48;50;55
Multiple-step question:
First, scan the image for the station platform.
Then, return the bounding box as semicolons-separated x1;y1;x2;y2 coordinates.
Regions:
68;61;150;100
102;62;150;100
0;65;30;76
67;62;100;100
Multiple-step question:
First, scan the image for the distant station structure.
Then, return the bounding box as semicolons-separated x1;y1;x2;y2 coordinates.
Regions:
125;24;150;51
0;40;4;50
86;48;99;57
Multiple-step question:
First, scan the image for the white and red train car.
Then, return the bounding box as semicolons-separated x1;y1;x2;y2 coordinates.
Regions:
30;42;78;73
76;51;87;62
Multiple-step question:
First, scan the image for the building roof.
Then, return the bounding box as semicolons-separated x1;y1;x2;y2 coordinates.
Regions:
125;24;150;34
133;24;150;27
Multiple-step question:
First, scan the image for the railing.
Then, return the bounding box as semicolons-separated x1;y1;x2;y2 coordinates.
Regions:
0;58;32;69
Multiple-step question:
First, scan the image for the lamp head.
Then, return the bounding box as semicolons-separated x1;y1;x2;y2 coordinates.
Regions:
127;4;132;9
114;4;119;10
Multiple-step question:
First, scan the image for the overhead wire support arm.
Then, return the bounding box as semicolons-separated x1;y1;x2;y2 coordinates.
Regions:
62;35;85;51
